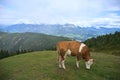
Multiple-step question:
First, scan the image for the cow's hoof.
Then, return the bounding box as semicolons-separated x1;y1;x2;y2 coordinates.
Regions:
63;68;66;70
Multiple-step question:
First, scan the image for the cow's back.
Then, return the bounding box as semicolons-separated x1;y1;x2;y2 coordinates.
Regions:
57;41;81;56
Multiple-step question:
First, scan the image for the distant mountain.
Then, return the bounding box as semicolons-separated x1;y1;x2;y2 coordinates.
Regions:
0;24;120;41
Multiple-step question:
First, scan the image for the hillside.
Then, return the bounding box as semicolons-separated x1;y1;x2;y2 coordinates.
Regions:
0;32;71;58
0;51;120;80
1;24;120;41
84;32;120;54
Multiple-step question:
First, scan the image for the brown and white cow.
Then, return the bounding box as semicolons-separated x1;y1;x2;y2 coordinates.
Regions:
57;41;93;69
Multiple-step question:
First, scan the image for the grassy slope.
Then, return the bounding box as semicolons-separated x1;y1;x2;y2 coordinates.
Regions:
0;51;120;80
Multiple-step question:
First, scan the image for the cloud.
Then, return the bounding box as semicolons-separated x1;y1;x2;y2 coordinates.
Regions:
0;0;120;28
80;13;120;28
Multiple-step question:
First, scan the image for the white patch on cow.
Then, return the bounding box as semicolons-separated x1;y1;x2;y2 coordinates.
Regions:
76;60;80;68
79;43;86;52
64;49;71;58
85;59;93;69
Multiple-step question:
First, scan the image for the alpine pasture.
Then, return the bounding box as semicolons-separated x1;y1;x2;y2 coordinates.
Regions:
0;51;119;80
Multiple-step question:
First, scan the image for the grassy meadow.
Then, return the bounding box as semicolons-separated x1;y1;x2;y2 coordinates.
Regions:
0;51;120;80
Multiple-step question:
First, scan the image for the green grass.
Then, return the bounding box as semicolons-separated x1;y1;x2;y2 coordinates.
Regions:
0;51;120;80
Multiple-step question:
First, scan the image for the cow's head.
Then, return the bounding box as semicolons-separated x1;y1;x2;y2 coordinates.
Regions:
85;59;93;69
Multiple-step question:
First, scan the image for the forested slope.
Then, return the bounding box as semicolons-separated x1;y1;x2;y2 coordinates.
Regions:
0;32;71;58
84;31;120;55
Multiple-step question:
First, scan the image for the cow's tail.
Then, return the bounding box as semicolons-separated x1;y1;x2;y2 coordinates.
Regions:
57;48;65;61
60;48;65;60
57;49;60;61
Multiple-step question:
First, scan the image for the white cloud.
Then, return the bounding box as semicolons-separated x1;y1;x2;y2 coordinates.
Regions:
83;14;120;28
0;0;120;28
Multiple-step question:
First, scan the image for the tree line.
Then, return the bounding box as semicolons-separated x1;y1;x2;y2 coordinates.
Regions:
0;49;33;59
84;31;120;55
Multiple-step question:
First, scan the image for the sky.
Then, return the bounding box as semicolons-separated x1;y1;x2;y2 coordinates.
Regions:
0;0;120;28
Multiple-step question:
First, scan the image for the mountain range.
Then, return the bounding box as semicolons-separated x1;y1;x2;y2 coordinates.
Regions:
0;24;120;41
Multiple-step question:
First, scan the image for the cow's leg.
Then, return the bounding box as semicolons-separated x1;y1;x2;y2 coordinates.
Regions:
76;60;80;68
57;52;62;68
61;60;66;69
58;55;62;68
58;55;66;69
76;55;81;68
58;49;66;69
61;55;66;69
